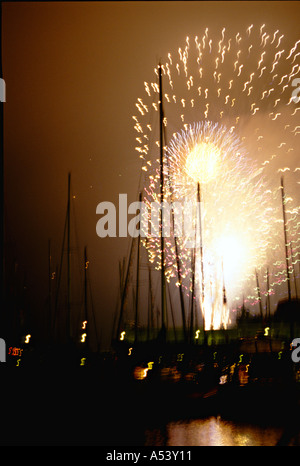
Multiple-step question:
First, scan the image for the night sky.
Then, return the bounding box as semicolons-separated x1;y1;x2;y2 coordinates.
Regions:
2;1;300;350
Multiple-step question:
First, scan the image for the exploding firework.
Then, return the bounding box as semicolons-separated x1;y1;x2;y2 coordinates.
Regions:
133;25;300;329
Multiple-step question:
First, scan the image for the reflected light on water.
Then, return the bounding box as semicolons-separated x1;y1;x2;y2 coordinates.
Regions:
146;417;284;446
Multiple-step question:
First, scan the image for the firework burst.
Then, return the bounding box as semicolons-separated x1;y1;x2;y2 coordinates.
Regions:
133;25;300;329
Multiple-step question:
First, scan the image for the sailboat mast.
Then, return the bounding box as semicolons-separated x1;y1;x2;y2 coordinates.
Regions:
147;251;155;340
48;239;52;339
255;269;263;320
189;237;196;343
167;283;177;343
164;122;187;342
159;63;166;337
174;236;187;342
197;183;205;333
116;231;135;340
82;245;89;349
281;176;291;301
0;3;4;334
222;259;227;326
134;192;142;343
67;172;71;341
266;267;271;321
84;246;88;325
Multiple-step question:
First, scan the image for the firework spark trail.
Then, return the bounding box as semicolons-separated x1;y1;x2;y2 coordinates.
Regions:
133;25;300;329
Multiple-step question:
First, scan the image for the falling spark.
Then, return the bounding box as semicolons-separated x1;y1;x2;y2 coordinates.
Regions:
134;25;300;329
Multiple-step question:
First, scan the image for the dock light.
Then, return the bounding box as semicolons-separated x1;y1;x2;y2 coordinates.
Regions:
82;321;87;329
120;331;126;341
128;347;133;356
81;333;87;343
133;366;149;380
264;327;270;336
195;329;200;339
25;334;31;344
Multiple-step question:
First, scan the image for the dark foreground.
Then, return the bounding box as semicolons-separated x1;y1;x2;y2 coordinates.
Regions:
1;364;300;445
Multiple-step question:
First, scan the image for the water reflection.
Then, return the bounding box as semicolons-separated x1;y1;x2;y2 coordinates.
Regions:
145;416;285;446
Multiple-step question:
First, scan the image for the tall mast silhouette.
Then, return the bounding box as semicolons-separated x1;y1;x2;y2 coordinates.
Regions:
158;63;166;340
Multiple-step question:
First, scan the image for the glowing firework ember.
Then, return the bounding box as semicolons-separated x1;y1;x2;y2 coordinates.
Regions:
133;25;300;330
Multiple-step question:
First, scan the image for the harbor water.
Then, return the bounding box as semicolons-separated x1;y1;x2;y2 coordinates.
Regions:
145;417;297;446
